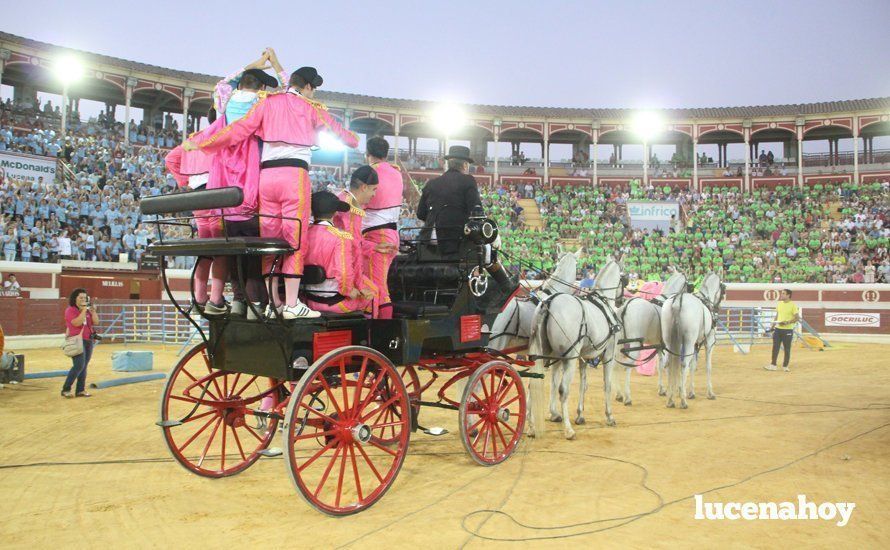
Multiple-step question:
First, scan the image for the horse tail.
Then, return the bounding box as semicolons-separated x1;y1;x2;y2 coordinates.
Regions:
528;302;549;435
668;293;684;370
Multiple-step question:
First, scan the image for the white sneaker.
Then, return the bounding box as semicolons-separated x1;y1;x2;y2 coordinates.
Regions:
230;300;247;317
247;302;264;321
282;301;321;319
763;364;778;371
782;366;791;372
265;304;283;319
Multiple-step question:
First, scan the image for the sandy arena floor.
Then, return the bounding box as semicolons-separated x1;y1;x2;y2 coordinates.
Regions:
1;341;888;548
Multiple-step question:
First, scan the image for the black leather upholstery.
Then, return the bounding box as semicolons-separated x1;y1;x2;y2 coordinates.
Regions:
392;301;450;317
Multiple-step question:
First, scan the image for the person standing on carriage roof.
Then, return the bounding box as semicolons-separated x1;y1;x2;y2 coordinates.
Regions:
363;137;402;319
185;66;360;319
304;191;373;314
417;145;483;255
333;165;380;311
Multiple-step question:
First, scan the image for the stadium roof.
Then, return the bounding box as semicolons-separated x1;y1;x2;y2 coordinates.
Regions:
2;31;890;119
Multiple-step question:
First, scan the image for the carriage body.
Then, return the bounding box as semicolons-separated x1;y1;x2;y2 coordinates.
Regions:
141;188;528;516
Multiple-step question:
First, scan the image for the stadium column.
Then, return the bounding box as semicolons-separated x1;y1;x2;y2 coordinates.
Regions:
543;121;549;184
182;87;194;141
853;117;859;184
642;139;649;187
393;114;400;163
796;119;804;188
692;124;698;191
0;49;8;91
592;121;599;188
493;119;501;184
742;120;751;193
124;77;136;144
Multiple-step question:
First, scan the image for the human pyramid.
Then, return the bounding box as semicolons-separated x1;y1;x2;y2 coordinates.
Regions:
169;48;402;320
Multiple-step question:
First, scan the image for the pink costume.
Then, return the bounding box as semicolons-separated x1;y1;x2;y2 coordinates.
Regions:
165;143;225;305
362;161;403;317
303;222;371;313
333;190;374;291
198;91;358;281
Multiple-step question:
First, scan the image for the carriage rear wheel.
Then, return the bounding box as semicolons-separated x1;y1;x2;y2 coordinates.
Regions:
459;361;526;466
159;343;281;478
284;346;411;515
370;364;421;444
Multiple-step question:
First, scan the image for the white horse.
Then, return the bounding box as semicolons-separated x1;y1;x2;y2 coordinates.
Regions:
660;272;725;408
489;248;582;353
614;272;688;405
527;259;624;439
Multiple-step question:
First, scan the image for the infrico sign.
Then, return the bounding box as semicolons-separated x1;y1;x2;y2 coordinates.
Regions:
627;201;680;221
824;313;880;327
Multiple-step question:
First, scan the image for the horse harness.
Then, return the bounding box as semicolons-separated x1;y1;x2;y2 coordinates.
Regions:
529;291;621;368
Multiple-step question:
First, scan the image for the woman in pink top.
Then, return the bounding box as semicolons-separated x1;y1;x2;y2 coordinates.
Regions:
62;288;99;398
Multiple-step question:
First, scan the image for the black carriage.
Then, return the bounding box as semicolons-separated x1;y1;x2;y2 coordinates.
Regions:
141;188;534;515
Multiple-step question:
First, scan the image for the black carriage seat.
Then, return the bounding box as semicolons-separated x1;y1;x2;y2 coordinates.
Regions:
148;237;293;257
390;262;463;318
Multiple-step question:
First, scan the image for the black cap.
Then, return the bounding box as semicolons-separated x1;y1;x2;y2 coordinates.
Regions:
293;66;323;89
350;165;379;186
311;191;350;218
241;68;279;88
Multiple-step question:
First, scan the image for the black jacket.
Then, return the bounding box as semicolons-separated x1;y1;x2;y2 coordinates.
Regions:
417;168;483;253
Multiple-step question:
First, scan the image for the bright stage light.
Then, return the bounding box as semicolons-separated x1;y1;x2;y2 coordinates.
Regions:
54;54;84;86
431;103;466;135
632;111;663;141
318;130;346;152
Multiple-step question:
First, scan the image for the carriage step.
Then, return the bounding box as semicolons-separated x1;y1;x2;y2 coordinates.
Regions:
421;426;449;436
156;420;183;428
259;448;283;457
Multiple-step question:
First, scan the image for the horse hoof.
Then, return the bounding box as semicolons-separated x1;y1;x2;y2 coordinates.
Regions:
575;416;586;425
605;418;617;427
526;430;537;438
615;395;624;403
688;393;696;400
624;400;632;406
549;415;562;423
658;389;666;397
708;394;716;400
565;431;576;440
680;402;688;409
667;402;675;408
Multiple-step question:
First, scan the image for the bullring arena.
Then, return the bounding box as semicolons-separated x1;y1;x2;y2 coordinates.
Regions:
2;342;889;547
2;4;890;549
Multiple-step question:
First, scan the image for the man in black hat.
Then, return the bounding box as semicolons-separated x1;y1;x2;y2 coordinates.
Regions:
417;145;482;255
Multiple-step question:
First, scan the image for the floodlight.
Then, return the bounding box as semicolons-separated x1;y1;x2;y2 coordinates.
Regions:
54;54;84;86
318;131;346;152
432;103;466;135
632;111;663;141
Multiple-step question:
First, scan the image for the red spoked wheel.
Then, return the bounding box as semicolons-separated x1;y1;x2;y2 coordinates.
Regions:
459;360;526;466
284;346;411;515
369;365;421;444
160;343;281;478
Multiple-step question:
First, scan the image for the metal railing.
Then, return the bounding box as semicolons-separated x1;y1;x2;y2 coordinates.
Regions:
96;302;207;352
715;307;829;353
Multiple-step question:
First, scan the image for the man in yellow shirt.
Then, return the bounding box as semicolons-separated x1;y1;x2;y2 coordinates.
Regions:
764;289;800;372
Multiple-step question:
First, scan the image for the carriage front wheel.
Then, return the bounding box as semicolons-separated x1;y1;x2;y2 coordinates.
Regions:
284;346;411;515
159;343;282;478
459;360;526;466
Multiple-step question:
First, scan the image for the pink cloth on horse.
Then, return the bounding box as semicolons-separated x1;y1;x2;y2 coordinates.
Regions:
636;354;657;376
638;281;664;300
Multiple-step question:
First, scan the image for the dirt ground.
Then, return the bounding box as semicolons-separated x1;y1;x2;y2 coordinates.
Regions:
1;341;888;549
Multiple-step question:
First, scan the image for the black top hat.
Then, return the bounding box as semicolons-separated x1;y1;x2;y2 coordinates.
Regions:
241;68;279;89
350;165;379;186
444;145;474;164
311;191;350;218
293;66;323;89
